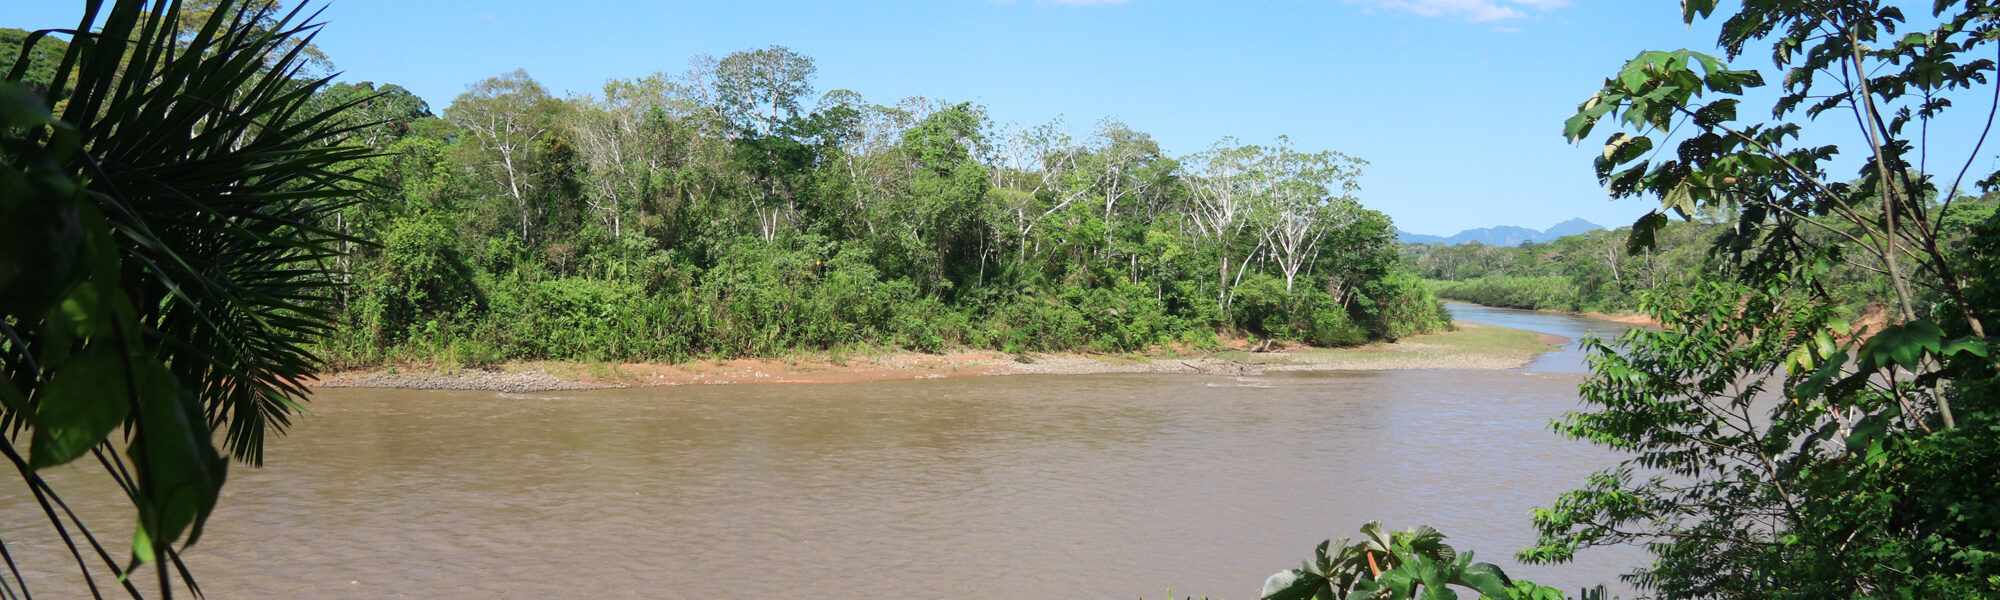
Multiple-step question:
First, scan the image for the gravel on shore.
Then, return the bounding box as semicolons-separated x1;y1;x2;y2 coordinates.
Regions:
314;369;610;393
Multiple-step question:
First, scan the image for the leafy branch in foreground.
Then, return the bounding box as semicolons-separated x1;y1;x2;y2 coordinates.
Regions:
1531;1;2000;598
2;0;364;596
1261;522;1587;600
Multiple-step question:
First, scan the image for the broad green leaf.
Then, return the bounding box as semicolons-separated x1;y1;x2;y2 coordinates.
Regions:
1784;343;1814;375
30;344;131;469
1456;561;1515;598
1660;179;1696;215
1792;351;1847;400
1627;212;1669;254
1859;321;1943;371
1619;61;1651;92
127;363;226;565
1682;0;1717;24
1420;585;1460;600
1260;569;1323;600
0;82;58;129
1603;134;1652;166
1939;336;1990;359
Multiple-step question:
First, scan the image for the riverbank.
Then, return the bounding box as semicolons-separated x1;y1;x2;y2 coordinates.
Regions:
310;320;1559;392
1440;300;1660;328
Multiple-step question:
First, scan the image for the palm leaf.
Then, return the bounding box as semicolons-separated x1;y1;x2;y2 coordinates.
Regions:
44;0;363;465
3;0;365;596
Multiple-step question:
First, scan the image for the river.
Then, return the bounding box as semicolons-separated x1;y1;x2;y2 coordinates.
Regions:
1;304;1645;599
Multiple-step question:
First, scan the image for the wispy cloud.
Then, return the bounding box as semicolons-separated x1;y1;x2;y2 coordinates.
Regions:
1348;0;1570;22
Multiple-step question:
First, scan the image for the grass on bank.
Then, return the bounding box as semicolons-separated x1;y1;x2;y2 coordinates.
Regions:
1207;321;1555;368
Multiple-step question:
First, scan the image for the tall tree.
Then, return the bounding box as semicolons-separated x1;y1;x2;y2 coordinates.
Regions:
899;102;992;291
991;118;1086;266
1187;138;1260;313
446;69;553;243
1251;141;1365;293
712;45;816;137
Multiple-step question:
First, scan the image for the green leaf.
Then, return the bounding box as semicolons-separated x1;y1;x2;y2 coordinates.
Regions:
1846;411;1894;456
1566;95;1616;142
1618;60;1652;92
1682;0;1716;24
29;344;132;469
0;81;58;129
1793;350;1848;400
1939;336;1990;359
127;363;227;566
1660;178;1697;215
1456;561;1515;598
1627;211;1669;254
1421;586;1460;600
1859;321;1944;371
1603;134;1653;166
1261;569;1330;600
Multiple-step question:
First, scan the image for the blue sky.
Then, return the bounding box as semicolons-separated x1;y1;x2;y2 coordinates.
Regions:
12;1;1992;236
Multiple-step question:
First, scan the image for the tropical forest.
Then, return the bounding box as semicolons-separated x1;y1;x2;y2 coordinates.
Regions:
1;0;1997;599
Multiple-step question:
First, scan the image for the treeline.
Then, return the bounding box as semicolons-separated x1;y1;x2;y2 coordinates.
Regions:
1404;199;1998;315
1403;222;1716;312
285;46;1446;367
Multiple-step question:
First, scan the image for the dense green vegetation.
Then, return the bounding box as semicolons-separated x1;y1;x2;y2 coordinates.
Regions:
0;28;67;92
3;0;363;596
1516;1;2000;598
1405;221;1716;312
301;50;1447;368
1260;522;1587;600
1408;195;1997;314
12;1;2000;600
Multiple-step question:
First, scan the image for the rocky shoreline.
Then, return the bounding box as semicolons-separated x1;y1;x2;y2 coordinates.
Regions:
314;370;612;394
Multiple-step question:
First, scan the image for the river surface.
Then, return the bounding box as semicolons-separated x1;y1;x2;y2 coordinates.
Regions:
2;304;1644;599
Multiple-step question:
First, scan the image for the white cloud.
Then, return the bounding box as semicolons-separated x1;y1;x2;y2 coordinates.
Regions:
1349;0;1569;23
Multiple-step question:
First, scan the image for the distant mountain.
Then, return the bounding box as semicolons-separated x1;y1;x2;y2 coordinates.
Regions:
1540;218;1602;239
1397;231;1448;244
1397;219;1605;246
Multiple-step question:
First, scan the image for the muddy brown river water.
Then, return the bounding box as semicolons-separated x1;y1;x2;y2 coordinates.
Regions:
1;304;1646;599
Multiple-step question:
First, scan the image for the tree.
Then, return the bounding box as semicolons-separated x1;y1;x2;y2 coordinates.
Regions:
447;69;553;243
712;45;816;138
898;102;992;292
567;82;658;240
704;46;821;240
990;118;1087;267
171;0;333;75
1079;120;1173;257
1528;1;2000;597
1187;138;1259;314
305;81;431;147
0;28;67;92
1248;140;1365;293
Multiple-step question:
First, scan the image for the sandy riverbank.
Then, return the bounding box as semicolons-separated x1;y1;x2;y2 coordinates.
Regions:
310;321;1559;393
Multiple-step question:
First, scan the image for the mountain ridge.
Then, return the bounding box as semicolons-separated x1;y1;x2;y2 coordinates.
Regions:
1397;218;1604;246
